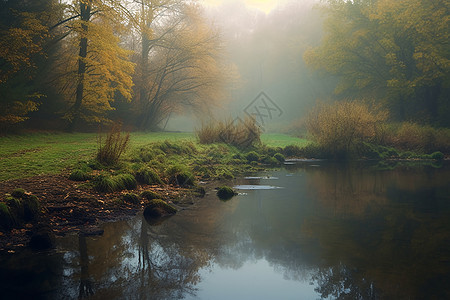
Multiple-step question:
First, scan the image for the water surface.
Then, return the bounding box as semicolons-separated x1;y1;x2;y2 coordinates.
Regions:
1;161;450;299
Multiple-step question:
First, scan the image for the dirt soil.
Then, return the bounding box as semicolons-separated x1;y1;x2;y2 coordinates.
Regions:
0;172;201;251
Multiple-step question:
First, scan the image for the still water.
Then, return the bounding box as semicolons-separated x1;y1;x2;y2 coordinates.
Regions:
1;161;450;299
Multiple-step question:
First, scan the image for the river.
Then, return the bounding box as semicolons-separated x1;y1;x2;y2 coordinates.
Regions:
1;160;450;299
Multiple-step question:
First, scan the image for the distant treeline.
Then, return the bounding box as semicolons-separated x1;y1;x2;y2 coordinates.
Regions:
0;0;233;132
0;0;448;133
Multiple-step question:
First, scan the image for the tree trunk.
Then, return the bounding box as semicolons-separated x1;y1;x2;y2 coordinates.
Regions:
68;1;91;132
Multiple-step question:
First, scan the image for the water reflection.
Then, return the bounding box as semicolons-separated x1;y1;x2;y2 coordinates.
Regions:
1;162;449;299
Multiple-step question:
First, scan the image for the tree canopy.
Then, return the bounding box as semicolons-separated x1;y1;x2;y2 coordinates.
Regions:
304;0;449;125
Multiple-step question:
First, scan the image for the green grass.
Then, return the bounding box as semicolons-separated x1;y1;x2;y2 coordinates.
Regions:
0;132;307;181
260;133;310;148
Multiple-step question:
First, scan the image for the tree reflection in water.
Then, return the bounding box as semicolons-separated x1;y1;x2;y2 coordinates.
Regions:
3;162;449;299
78;234;94;299
136;215;200;299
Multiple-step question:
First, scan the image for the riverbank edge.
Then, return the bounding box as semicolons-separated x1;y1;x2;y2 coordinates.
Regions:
0;139;447;251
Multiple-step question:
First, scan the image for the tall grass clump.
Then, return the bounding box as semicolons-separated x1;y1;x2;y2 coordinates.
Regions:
166;164;195;187
305;100;388;158
135;167;163;185
196;116;261;148
97;123;130;165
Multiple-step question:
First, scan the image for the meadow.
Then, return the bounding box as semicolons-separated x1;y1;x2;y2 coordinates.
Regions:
0;132;308;181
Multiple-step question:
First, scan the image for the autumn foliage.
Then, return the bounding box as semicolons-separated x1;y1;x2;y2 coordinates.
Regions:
305;101;388;157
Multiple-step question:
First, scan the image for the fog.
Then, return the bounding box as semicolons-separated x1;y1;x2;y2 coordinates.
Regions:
168;0;335;133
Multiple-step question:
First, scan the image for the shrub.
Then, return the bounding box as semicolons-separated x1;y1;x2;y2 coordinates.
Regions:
141;190;161;200
305;100;388;158
262;156;279;166
114;174;137;190
154;141;195;155
220;170;234;179
282;145;303;157
22;195;40;221
232;153;243;159
138;148;154;162
359;143;400;159
6;197;24;221
431;151;444;160
122;193;140;204
245;151;259;162
216;186;236;200
399;151;414;159
11;188;26;198
166;165;195;186
385;122;450;153
196;116;261;148
96;123;130;165
94;175;119;193
135;167;163;185
273;153;285;162
69;169;91;181
0;203;14;229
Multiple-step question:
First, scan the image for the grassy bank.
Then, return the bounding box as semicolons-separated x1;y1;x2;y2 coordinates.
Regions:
0;132;307;181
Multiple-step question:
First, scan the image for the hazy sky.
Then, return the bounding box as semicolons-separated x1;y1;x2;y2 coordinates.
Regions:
202;0;293;14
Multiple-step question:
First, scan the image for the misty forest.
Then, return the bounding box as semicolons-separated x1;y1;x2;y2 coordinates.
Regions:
0;0;449;299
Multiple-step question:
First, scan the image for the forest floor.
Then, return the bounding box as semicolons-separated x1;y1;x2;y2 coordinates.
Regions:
0;172;200;251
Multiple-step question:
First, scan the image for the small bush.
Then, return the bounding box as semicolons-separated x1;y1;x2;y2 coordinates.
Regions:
69;169;91;181
216;186;236;200
141;190;161;200
305;100;388;158
232;153;243;159
431;151;444;160
135;167;163;185
221;170;234;179
11;188;26;198
97;123;130;166
196;116;261;148
122;193;140;204
245;151;259;162
22;195;40;221
6;197;24;221
399;151;414;159
273;153;285;162
385;122;450;153
166;165;195;187
282;145;303;157
138;148;154;162
359;143;400;159
262;156;279;166
115;174;137;190
94;175;119;193
0;203;14;229
154;141;195;155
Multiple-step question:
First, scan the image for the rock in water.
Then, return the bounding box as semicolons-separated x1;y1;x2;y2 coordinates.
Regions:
143;199;177;219
29;225;55;251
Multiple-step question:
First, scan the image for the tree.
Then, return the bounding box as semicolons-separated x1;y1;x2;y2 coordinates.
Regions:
0;0;53;128
134;4;233;130
304;0;450;125
53;0;135;130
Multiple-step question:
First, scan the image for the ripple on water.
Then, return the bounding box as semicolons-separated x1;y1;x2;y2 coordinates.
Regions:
233;185;283;190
